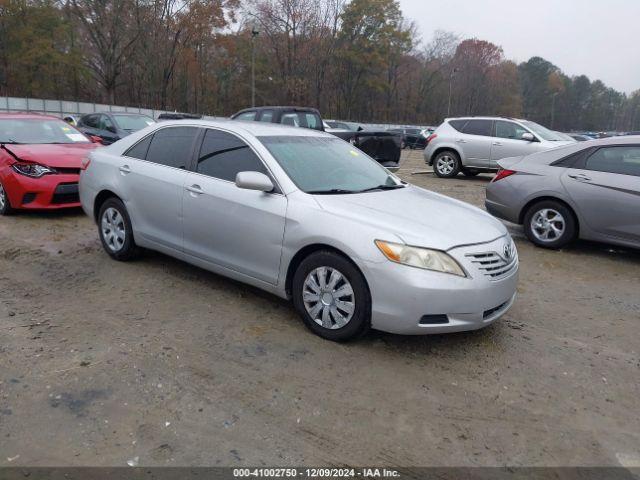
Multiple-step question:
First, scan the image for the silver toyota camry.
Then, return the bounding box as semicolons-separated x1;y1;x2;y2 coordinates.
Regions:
79;120;518;341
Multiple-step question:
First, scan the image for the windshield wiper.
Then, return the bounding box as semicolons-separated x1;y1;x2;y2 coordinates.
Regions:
0;139;22;144
356;184;405;193
306;188;359;195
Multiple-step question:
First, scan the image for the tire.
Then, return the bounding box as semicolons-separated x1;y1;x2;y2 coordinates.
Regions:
97;197;141;261
523;200;577;249
292;250;371;342
381;161;398;169
0;180;14;216
462;169;480;177
433;150;461;178
400;140;406;149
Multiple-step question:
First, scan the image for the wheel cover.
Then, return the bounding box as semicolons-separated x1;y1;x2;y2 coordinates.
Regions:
302;266;355;330
0;183;6;210
101;207;126;252
531;208;565;242
436;155;455;175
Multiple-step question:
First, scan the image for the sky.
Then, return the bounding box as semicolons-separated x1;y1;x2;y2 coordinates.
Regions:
399;0;639;94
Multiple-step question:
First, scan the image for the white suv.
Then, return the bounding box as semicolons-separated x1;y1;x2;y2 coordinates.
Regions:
424;117;574;178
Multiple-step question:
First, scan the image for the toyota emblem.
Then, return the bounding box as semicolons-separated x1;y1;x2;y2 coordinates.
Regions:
503;242;513;261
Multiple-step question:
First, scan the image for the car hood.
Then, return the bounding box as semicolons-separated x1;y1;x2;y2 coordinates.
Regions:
314;185;507;251
2;143;97;168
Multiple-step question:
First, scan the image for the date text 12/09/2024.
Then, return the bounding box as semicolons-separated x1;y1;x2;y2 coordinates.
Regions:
233;468;401;478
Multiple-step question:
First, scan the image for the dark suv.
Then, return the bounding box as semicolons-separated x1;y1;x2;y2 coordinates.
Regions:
231;106;401;169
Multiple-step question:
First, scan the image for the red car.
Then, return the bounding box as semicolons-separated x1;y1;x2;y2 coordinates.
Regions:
0;113;100;215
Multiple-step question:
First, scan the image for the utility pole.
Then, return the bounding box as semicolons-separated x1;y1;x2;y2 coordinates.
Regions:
251;24;260;108
551;92;559;129
447;68;457;117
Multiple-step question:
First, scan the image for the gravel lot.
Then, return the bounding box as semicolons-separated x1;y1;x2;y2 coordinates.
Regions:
0;150;639;467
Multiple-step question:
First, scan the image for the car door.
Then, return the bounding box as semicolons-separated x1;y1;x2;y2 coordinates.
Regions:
120;126;199;250
456;119;494;167
182;128;287;285
491;120;540;167
98;115;121;144
561;145;640;242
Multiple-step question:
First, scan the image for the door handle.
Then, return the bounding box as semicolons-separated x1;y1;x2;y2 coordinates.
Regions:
119;165;131;175
186;184;204;195
492;142;503;146
568;173;592;182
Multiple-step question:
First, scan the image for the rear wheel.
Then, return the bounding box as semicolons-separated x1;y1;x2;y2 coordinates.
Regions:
433;151;461;178
292;251;371;342
524;200;577;249
0;181;14;216
98;198;141;261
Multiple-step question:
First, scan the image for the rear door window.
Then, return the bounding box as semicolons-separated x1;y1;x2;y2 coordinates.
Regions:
145;127;199;169
258;110;274;123
196;129;268;182
462;120;493;137
585;146;640;177
125;135;153;160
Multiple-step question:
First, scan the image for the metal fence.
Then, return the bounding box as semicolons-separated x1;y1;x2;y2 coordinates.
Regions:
0;96;223;121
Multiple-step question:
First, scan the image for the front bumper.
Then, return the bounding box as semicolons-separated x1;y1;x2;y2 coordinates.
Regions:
362;236;519;335
2;170;81;209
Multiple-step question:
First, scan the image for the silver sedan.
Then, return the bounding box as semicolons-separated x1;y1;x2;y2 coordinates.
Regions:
486;136;640;249
80;120;518;341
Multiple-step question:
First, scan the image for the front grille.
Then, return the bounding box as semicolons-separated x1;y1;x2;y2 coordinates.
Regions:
52;183;79;204
466;248;517;279
52;193;79;204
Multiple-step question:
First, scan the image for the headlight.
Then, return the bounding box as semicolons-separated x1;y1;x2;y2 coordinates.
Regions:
12;163;57;178
375;240;466;277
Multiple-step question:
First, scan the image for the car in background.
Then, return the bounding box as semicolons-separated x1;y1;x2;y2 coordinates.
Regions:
157;112;203;121
486;136;640;250
63;115;80;127
80;119;517;341
569;134;592;142
325;120;354;131
231;106;401;169
424;117;574;178
77;112;155;145
0;113;99;214
387;127;432;149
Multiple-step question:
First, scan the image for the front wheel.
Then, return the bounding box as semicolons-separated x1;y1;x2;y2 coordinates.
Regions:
523;200;577;249
433;151;461;178
0;181;14;216
292;251;371;342
98;198;141;261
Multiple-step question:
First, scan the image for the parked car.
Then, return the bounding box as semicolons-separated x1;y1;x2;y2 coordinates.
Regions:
231;106;401;169
0;113;99;214
77;112;155;145
424;117;575;178
63;115;80;127
387;127;430;149
157;112;202;121
486;136;640;249
325;120;354;131
79;119;518;341
569;134;592;142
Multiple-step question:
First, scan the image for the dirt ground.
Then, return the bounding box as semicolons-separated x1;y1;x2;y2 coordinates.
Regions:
0;150;639;468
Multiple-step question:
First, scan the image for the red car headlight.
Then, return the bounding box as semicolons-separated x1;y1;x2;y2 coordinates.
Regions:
12;163;57;178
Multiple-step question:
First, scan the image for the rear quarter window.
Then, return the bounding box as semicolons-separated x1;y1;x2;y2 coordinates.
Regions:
448;120;467;132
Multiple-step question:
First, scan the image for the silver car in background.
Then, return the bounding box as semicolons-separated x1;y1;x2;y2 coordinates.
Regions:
486;136;640;249
80;120;518;341
424;116;574;178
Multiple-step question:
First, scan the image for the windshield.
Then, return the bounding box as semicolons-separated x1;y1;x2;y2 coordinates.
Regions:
258;136;401;194
113;114;155;131
520;120;566;141
0;118;90;144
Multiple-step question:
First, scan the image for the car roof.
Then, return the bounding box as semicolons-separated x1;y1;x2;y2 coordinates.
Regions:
446;116;530;122
154;118;334;138
234;106;320;115
0;112;60;121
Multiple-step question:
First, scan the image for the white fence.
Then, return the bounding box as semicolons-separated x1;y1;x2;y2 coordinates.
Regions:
0;96;428;130
0;96;222;121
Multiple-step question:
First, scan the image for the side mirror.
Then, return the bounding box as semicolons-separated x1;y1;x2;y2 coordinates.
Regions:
521;132;535;142
89;135;103;144
235;171;274;193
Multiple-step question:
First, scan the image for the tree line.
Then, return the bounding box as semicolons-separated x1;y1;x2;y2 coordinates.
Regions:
1;0;639;132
